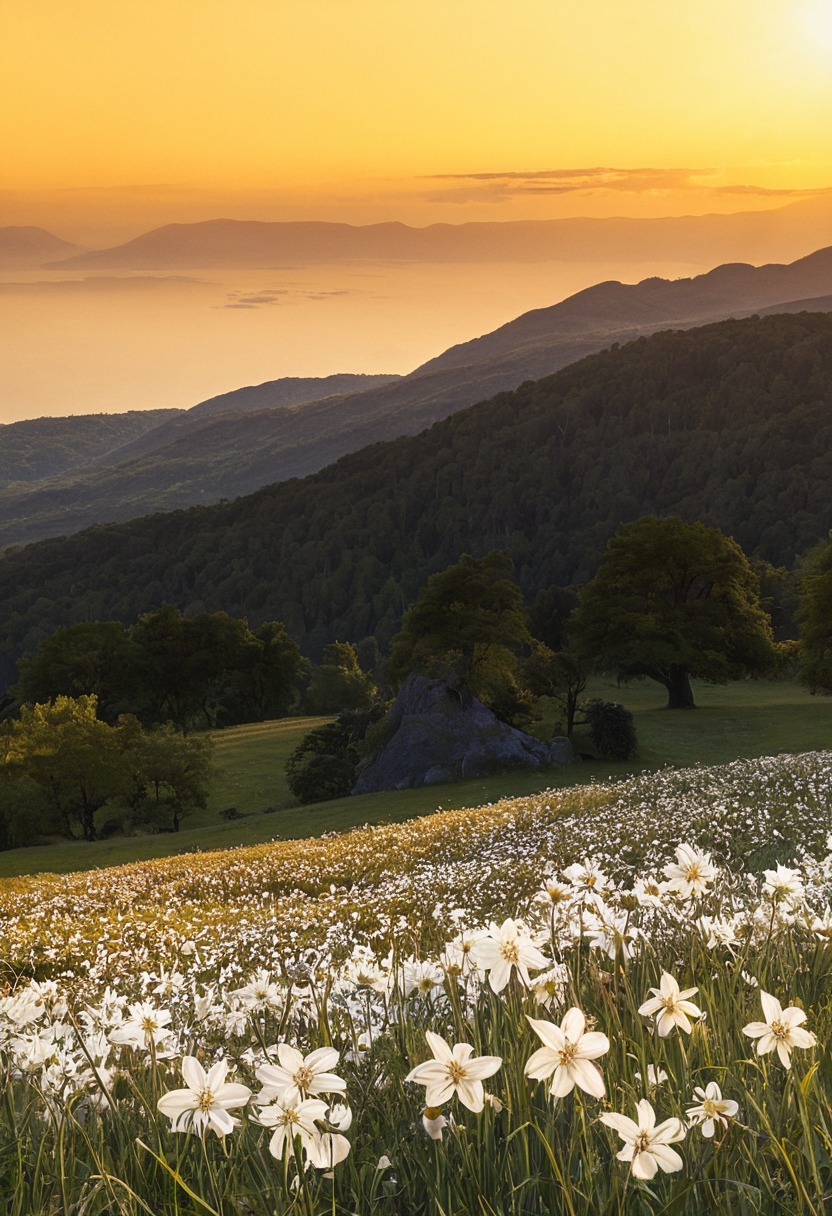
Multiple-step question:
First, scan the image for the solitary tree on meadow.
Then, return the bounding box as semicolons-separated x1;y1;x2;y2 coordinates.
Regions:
570;516;776;708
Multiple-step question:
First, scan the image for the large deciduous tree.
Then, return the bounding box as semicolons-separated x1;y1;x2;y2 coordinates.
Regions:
571;516;776;708
388;551;532;709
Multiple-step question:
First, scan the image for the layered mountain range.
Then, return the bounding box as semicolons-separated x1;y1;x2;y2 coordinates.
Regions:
0;309;830;688
4;246;832;550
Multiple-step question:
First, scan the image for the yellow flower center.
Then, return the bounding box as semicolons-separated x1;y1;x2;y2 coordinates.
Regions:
197;1087;215;1112
500;942;520;963
292;1065;315;1091
557;1041;577;1067
634;1132;652;1154
446;1060;466;1084
770;1018;790;1040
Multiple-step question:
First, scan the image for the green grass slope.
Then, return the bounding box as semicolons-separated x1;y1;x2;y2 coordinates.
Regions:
1;678;830;879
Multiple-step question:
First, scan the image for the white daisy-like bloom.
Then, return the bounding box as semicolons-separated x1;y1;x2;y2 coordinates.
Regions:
442;928;487;977
529;964;570;1011
258;1094;329;1162
663;844;717;899
525;1008;610;1099
562;861;610;902
587;909;641;961
742;991;817;1069
600;1099;686;1180
762;865;804;906
534;877;573;908
256;1044;346;1107
157;1056;252;1138
402;959;445;998
405;1031;502;1112
231;969;283;1013
685;1082;738;1138
638;973;702;1037
470;919;548;993
108;1002;174;1051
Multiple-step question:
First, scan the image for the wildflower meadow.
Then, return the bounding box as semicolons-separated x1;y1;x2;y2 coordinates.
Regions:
2;751;832;1214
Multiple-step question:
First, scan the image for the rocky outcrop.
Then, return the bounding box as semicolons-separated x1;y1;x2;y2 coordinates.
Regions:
352;673;573;794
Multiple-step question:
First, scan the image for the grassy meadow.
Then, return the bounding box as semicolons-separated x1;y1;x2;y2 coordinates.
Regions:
1;747;831;1213
0;677;830;879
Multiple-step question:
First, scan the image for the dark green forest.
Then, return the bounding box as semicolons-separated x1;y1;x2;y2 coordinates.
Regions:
1;311;831;688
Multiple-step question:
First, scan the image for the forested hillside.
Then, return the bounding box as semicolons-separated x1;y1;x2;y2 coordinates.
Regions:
1;311;830;686
5;250;832;549
0;410;179;487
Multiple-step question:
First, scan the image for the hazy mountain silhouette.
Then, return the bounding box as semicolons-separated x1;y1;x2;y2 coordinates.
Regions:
42;197;832;270
4;246;832;550
0;226;86;269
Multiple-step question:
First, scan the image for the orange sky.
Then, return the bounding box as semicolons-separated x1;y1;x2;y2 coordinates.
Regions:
3;0;832;242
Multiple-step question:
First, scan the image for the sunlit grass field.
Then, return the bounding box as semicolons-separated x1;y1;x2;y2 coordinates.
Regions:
1;678;830;878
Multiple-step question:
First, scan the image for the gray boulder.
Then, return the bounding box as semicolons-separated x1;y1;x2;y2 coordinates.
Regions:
352;672;567;794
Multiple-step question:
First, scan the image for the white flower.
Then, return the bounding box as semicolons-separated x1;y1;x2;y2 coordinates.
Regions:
470;919;548;993
600;1099;686;1180
402;959;445;998
157;1056;251;1138
442;928;486;976
258;1095;329;1162
663;844;717;899
742;991;817;1069
231;969;282;1012
686;1082;738;1138
810;906;832;941
562;861;610;900
529;965;569;1011
256;1044;346;1107
108;1002;173;1051
421;1106;448;1140
587;910;641;961
762;865;804;906
405;1031;502;1112
534;877;573;907
638;973;702;1037
308;1101;352;1169
525;1008;609;1099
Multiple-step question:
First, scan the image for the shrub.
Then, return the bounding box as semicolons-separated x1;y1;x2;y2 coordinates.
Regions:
583;698;638;760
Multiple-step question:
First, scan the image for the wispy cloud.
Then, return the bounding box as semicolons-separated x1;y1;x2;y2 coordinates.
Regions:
422;167;831;205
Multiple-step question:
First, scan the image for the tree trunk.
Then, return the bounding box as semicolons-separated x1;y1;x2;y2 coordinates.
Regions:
663;666;696;709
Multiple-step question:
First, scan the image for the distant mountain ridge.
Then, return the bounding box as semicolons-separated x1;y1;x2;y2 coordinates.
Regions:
0;310;830;688
40;197;832;270
4;246;832;549
0;227;86;269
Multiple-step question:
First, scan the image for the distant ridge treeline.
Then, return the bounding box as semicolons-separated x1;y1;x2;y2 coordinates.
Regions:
1;311;831;688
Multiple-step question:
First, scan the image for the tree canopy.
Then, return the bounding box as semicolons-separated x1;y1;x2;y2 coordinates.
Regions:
797;535;832;694
0;695;213;847
9;607;306;732
388;551;532;709
570;516;776;708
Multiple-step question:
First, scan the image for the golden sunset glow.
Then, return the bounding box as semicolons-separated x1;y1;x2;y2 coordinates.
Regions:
3;0;832;237
2;1;832;422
